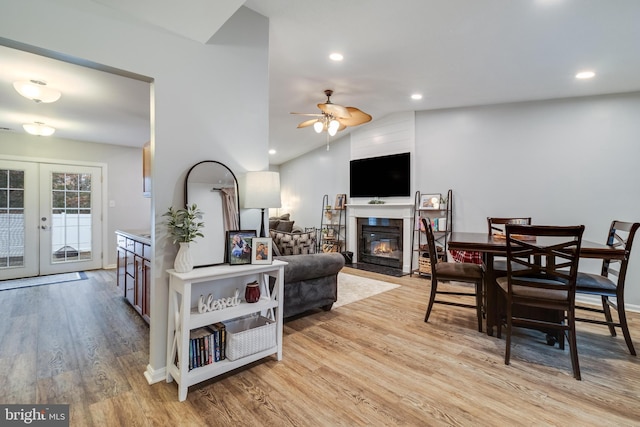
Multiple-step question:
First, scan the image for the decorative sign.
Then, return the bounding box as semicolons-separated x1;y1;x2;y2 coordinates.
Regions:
198;289;241;313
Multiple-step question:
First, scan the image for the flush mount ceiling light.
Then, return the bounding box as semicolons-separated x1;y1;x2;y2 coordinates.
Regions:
411;93;423;100
23;122;56;136
329;52;343;61
575;71;596;79
13;79;62;103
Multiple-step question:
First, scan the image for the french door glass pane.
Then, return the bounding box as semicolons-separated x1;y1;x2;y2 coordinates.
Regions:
51;172;93;263
0;169;25;268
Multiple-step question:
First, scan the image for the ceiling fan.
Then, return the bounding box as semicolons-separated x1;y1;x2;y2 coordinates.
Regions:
291;89;372;136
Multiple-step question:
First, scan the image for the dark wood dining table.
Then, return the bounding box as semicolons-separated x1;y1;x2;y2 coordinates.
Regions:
447;231;627;336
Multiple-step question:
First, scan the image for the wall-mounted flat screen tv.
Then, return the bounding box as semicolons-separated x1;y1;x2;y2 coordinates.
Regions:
349;152;410;198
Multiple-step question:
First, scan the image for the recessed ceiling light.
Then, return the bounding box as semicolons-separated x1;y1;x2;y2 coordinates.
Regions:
269;149;276;155
329;53;343;61
575;71;595;79
411;93;423;100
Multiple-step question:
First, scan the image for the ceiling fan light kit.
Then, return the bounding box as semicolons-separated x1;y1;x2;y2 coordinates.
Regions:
13;80;62;103
292;89;372;136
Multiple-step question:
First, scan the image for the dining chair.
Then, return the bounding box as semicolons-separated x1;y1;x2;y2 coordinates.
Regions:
487;217;532;273
421;218;484;332
575;220;640;356
496;224;585;380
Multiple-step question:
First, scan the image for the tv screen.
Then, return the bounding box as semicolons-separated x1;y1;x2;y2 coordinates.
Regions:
349;152;410;198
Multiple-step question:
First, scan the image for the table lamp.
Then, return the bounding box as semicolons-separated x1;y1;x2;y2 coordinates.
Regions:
242;171;282;237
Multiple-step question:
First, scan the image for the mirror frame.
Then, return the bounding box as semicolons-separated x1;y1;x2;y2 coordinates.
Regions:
184;160;241;267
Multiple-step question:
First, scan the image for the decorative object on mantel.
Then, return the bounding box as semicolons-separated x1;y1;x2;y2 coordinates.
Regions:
164;204;205;273
197;289;241;313
368;199;386;204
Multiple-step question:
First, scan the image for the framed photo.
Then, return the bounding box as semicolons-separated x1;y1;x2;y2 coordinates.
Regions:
251;238;273;264
419;193;442;210
227;230;256;265
335;193;347;210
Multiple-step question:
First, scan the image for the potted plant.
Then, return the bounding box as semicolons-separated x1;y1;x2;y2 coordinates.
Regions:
164;204;204;272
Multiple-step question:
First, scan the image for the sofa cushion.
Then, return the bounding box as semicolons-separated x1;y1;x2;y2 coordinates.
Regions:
270;229;317;255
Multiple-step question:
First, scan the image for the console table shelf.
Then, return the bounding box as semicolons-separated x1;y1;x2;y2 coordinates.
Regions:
166;260;286;401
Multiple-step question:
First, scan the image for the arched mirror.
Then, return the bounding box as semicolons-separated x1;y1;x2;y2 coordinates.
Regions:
185;160;240;267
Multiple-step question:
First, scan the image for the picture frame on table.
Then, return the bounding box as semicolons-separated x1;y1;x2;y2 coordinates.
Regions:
419;193;442;210
335;193;347;210
226;230;256;265
251;238;273;264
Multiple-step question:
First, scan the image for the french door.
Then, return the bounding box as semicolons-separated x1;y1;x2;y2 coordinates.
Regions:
0;159;103;280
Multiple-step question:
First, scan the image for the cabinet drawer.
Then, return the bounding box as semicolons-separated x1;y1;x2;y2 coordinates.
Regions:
126;238;135;251
117;234;127;248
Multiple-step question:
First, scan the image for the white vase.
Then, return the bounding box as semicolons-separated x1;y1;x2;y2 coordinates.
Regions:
174;242;193;273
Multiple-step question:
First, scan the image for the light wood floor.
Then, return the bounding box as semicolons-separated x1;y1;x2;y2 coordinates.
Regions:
1;267;639;426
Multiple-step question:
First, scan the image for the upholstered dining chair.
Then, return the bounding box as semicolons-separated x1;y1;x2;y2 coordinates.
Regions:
575;220;640;356
487;217;532;273
422;218;484;332
496;224;584;380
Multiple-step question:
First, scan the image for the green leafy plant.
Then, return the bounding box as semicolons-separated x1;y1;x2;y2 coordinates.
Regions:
163;204;205;244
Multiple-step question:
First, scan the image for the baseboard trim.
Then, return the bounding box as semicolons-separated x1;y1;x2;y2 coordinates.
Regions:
576;295;640;313
144;364;166;384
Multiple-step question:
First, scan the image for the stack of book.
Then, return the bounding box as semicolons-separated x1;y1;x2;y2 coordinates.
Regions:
188;322;226;370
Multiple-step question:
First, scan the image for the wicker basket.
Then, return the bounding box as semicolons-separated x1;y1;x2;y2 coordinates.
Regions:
418;256;432;274
224;315;276;361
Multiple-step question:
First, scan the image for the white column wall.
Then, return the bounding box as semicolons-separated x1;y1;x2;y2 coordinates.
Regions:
1;1;269;378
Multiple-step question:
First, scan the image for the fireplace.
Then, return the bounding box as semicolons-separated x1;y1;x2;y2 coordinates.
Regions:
357;217;403;269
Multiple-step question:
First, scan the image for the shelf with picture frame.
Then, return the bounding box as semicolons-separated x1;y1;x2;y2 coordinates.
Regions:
318;193;347;253
410;189;453;277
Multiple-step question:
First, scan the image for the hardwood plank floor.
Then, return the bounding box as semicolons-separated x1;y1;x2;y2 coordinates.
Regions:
1;267;639;426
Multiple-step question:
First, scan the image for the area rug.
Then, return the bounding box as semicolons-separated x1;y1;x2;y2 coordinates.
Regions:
0;271;87;291
335;272;400;308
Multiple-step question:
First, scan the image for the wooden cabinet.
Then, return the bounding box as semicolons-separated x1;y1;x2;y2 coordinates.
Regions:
116;230;151;323
166;260;285;401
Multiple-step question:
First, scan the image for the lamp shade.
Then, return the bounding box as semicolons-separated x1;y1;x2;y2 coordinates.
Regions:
241;171;282;209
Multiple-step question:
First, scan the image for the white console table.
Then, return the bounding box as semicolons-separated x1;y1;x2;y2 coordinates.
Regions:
166;260;285;401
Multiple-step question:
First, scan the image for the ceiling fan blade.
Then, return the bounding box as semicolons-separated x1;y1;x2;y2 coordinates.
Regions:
297;118;319;128
338;107;372;127
291;112;323;116
318;102;351;118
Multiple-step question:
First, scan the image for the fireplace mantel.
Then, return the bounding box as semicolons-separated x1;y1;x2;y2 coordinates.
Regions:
346;203;415;273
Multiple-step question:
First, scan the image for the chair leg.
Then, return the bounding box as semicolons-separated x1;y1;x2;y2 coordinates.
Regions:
616;295;637;356
602;296;617;337
424;280;438;323
475;280;483;332
567;312;581;380
504;303;512;365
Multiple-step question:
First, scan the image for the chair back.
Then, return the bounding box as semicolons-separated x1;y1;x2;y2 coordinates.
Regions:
487;217;532;235
600;221;640;287
504;224;584;306
421;217;441;270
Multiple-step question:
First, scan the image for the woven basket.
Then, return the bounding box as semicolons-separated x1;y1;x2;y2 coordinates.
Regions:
418;256;432;274
224;315;276;361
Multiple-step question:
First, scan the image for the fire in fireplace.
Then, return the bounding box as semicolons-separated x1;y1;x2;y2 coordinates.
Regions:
357;217;403;269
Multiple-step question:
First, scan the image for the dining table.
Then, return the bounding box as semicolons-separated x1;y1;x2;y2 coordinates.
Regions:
447;231;628;337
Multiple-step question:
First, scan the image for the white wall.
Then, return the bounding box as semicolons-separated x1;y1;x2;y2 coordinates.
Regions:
0;133;150;267
1;1;269;377
280;92;640;307
278;135;350;230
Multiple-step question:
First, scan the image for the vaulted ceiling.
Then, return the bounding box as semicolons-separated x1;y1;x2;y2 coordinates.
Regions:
2;1;639;165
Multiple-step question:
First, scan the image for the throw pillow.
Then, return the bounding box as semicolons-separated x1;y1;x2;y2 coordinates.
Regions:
269;219;279;230
276;220;294;233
